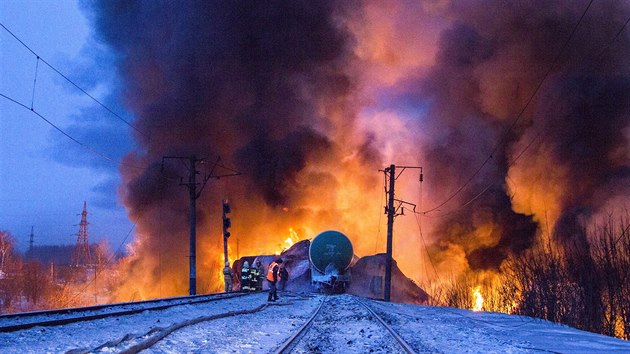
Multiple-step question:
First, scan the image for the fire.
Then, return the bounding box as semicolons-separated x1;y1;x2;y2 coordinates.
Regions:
98;4;630;343
275;228;300;255
472;286;484;312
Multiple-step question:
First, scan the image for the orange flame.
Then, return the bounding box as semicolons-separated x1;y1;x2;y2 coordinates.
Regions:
275;227;300;255
472;286;484;312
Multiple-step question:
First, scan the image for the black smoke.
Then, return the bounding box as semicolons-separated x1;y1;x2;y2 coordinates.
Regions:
87;1;365;295
418;0;630;269
89;0;361;207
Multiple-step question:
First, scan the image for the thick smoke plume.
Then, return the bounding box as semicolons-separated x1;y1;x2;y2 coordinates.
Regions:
90;1;383;299
89;0;630;298
411;0;630;274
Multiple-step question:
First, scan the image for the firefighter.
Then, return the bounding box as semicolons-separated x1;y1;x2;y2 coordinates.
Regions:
267;258;282;301
240;261;251;292
255;260;264;291
223;262;234;293
250;261;260;292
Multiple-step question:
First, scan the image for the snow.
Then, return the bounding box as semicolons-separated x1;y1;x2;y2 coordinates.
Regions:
0;293;629;353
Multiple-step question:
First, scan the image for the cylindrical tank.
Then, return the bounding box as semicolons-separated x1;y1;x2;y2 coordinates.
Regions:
309;230;353;274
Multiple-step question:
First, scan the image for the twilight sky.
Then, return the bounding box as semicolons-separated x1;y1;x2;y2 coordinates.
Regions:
1;1;133;251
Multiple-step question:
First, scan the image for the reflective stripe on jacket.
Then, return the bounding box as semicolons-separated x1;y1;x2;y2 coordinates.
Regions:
250;267;259;278
241;267;250;281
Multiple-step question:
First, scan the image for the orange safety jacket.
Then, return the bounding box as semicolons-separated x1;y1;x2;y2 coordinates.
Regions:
267;262;279;282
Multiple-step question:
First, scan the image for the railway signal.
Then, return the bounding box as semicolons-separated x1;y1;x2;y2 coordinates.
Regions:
222;199;231;268
222;200;231;238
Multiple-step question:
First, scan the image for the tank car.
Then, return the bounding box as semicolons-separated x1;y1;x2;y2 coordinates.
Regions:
309;230;353;292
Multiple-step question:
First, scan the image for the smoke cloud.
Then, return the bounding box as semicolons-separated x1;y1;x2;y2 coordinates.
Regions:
414;0;630;271
89;0;384;298
87;0;630;297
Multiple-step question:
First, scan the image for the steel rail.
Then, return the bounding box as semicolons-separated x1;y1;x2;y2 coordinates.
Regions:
273;295;328;354
355;297;417;354
115;303;269;354
0;292;247;333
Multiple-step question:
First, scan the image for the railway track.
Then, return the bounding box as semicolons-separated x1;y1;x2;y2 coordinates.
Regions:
2;293;422;353
0;292;246;333
75;301;270;354
122;293;417;353
73;292;317;353
3;292;627;353
274;295;417;354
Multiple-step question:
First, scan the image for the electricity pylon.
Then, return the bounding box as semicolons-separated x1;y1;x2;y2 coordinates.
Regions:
72;201;92;267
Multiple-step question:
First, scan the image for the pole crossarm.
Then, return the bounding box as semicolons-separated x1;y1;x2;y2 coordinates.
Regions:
394;166;422;180
392;198;417;216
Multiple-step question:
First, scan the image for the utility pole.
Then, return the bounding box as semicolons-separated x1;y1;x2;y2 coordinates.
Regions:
381;164;422;302
187;155;198;296
162;155;240;296
384;164;396;302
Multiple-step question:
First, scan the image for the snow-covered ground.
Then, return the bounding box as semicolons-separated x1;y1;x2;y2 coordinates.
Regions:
0;293;628;353
0;293;237;329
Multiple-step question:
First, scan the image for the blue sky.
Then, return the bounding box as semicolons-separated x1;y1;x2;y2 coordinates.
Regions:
1;1;134;251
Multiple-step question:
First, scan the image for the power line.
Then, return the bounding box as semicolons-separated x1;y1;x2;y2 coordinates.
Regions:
1;92;114;163
0;92;153;173
420;0;596;215
440;11;630;216
595;14;630;62
413;212;439;281
30;57;39;110
0;21;149;140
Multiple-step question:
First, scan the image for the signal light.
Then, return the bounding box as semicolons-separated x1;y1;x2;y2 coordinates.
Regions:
222;199;231;238
223;200;231;214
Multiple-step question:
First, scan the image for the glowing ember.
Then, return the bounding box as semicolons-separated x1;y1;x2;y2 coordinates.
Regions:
472;286;484;312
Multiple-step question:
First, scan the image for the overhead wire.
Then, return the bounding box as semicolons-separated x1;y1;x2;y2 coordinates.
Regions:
420;0;630;218
0;21;163;174
30;56;39;110
1;92;115;163
0;21;149;140
2;14;243;305
0;92;157;173
420;0;596;215
594;14;630;62
410;6;630;316
413;209;439;281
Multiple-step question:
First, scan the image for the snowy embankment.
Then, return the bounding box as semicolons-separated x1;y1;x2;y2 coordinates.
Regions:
0;293;628;353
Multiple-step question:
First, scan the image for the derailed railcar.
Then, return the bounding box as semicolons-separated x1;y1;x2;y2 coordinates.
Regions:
309;230;353;292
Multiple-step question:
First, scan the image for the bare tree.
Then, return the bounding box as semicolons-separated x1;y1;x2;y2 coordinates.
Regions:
20;260;52;309
590;212;630;339
0;230;15;274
